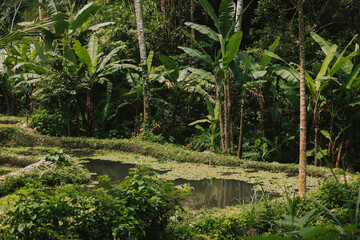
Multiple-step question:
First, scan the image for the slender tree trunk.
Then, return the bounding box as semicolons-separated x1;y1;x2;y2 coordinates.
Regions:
216;82;225;151
298;0;307;200
1;79;10;115
314;106;319;166
226;73;234;151
235;0;244;32
134;0;150;127
237;93;245;158
190;0;195;38
86;90;95;136
223;82;229;151
38;0;44;20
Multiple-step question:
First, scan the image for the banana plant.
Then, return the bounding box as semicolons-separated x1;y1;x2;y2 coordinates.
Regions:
189;96;219;151
264;32;359;166
179;0;249;152
73;34;134;135
232;37;280;158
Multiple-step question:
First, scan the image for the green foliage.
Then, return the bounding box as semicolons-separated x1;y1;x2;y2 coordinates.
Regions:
167;193;285;239
0;150;91;197
30;110;66;136
1;167;187;239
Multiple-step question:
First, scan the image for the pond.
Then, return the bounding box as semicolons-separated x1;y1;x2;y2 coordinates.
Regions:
83;159;254;209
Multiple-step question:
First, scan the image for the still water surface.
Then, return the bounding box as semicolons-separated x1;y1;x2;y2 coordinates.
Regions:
83;159;254;209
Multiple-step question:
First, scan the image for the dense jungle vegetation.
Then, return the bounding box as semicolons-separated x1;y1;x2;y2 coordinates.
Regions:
1;0;360;239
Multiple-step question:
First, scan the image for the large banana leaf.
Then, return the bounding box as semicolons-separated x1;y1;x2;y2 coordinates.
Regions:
199;0;219;31
223;31;242;69
188;67;215;83
13;62;47;74
73;40;92;74
53;12;69;36
259;37;280;71
311;32;353;74
33;42;46;62
88;35;99;73
185;22;219;42
316;44;337;79
160;56;179;81
219;0;235;37
45;0;59;18
346;64;360;89
179;46;212;69
98;45;125;73
70;2;100;31
328;51;358;77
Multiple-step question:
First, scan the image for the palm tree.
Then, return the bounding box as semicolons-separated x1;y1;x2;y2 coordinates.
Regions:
134;0;150;129
298;0;306;200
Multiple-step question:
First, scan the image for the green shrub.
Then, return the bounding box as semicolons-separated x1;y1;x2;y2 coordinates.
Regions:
0;150;91;197
30;110;66;136
0;167;187;239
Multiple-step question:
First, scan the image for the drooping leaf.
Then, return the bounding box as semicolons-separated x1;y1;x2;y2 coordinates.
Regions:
311;32;353;74
185;22;219;41
188;67;215;83
160;55;179;81
179;47;212;69
98;45;125;73
198;0;219;30
346;64;360;89
71;2;100;31
13;62;47;74
259;37;280;71
271;66;299;84
328;51;358;77
320;129;331;141
88;22;115;31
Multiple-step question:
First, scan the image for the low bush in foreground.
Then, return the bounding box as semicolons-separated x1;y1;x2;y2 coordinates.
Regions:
0;167;187;239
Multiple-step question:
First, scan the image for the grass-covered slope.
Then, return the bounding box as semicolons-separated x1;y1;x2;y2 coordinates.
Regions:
0;123;339;179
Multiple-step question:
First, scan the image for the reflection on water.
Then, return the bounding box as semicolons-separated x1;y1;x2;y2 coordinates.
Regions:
175;178;253;209
82;159;254;209
83;159;135;182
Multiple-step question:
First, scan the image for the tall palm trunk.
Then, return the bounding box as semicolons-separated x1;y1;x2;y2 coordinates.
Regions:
237;93;245;158
216;82;225;151
134;0;150;127
314;105;319;166
190;0;195;38
298;0;307;200
86;90;95;136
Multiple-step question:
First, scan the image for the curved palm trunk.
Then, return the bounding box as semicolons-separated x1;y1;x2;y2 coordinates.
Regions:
298;0;307;200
